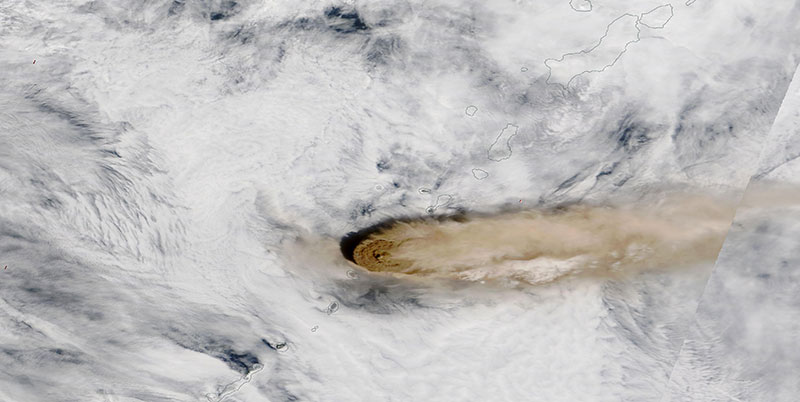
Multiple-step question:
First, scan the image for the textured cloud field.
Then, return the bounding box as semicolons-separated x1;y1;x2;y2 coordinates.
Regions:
1;0;799;401
663;64;800;402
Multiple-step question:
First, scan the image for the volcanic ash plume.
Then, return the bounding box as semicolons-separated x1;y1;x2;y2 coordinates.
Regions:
349;195;738;284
